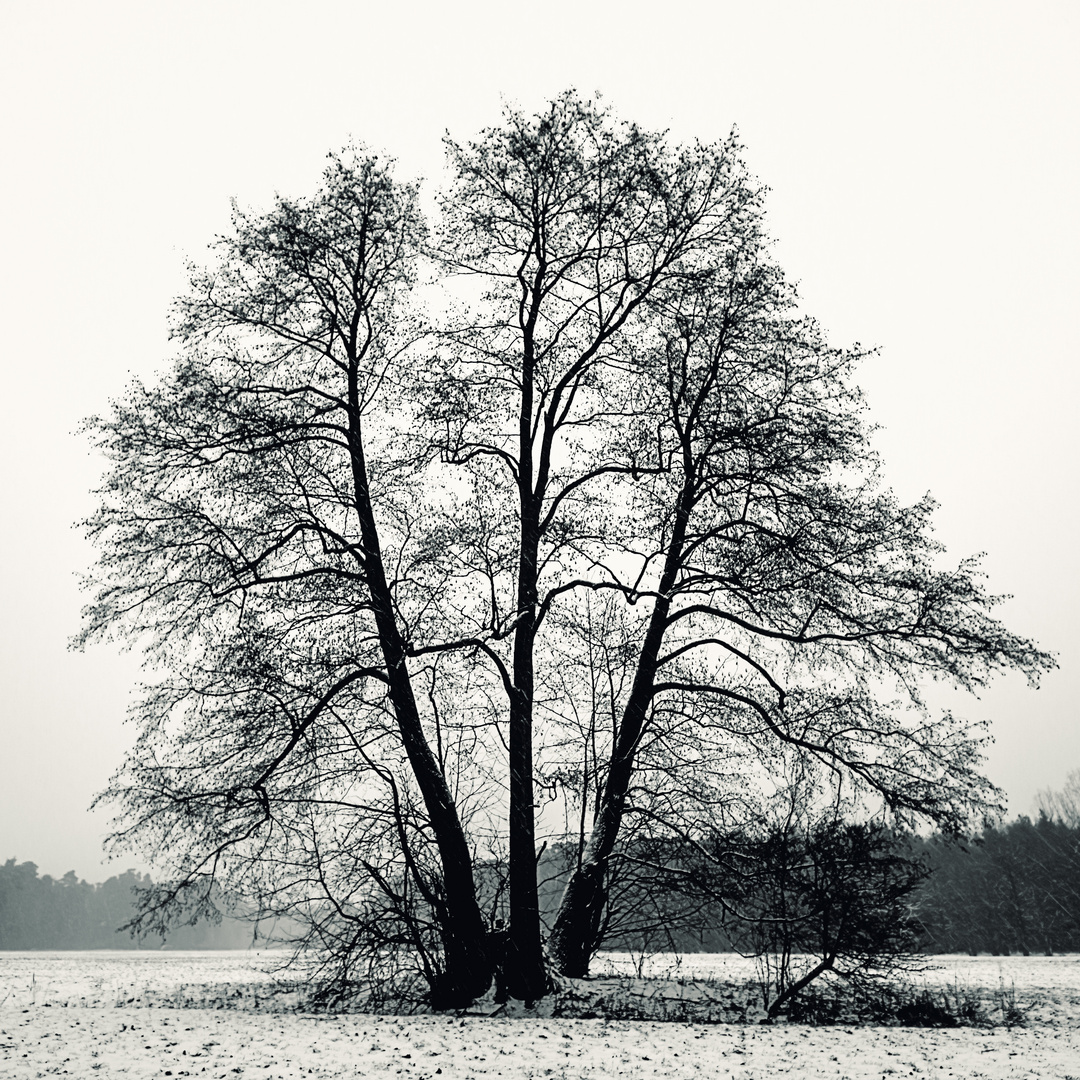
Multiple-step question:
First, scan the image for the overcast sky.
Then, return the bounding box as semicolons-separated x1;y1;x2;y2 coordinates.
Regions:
1;0;1076;881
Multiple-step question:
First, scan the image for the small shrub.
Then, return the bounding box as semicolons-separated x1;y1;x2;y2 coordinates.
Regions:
766;976;1025;1028
783;986;847;1025
995;979;1026;1027
893;989;962;1027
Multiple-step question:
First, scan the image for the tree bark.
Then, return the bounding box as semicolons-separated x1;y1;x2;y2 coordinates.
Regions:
547;595;670;975
549;470;694;976
505;460;548;1000
347;379;491;1006
507;606;546;999
766;956;836;1019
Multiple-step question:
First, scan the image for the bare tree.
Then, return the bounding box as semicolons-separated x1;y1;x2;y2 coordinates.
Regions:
1036;769;1080;828
733;811;929;1020
79;150;493;1006
429;92;762;997
545;216;1054;975
80;92;1053;1005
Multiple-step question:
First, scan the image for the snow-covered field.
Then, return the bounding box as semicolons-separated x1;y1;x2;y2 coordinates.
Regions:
592;951;1080;1027
2;951;1079;1079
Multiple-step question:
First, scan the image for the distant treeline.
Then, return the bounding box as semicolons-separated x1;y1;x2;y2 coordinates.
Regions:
0;861;253;949
5;815;1079;953
542;815;1080;957
912;816;1080;955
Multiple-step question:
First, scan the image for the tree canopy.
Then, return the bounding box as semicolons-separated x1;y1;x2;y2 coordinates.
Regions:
79;91;1053;1005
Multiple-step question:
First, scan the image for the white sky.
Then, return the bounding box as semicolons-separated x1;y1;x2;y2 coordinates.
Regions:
1;0;1076;881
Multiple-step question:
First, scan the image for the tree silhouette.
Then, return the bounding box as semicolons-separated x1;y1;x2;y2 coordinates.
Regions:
79;91;1053;1003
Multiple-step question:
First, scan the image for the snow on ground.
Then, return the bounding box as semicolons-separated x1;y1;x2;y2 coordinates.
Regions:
5;1008;1079;1079
594;949;1080;994
0;951;293;1012
2;952;1079;1079
593;951;1080;1028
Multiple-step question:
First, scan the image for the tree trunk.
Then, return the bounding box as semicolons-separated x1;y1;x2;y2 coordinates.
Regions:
546;860;605;978
347;388;491;1006
766;956;836;1020
549;475;693;976
502;301;551;1001
505;506;548;1000
548;586;676;974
